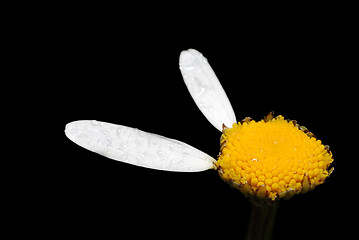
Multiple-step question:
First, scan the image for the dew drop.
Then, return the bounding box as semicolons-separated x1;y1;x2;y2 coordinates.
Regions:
116;147;124;154
184;66;194;70
196;87;205;97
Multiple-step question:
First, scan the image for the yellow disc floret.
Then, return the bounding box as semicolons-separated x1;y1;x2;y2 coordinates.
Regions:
217;113;334;202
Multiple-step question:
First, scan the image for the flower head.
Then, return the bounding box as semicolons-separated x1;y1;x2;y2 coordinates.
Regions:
217;113;334;202
65;49;334;202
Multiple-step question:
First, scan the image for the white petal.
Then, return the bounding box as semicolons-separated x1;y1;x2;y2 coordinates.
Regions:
65;120;216;172
179;49;237;131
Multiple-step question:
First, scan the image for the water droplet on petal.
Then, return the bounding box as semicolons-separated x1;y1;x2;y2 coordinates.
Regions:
196;87;205;97
184;66;194;70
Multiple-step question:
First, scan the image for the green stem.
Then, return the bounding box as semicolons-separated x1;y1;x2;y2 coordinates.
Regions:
245;201;279;240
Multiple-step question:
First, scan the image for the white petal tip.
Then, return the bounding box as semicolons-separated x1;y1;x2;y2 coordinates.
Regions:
65;120;99;150
65;121;76;141
179;49;201;68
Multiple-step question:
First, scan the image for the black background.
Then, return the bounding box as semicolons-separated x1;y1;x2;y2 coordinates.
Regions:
26;7;355;239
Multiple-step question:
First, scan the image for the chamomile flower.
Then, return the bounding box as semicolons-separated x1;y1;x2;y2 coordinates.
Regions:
65;49;333;203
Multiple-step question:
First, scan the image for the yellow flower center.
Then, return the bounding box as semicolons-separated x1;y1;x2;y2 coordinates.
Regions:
217;114;334;201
